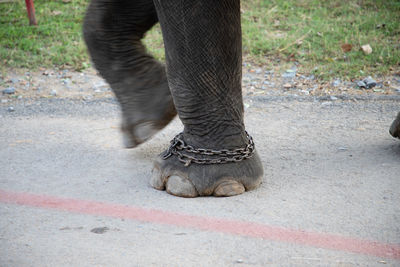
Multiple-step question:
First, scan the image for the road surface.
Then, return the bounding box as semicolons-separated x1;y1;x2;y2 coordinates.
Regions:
1;95;399;266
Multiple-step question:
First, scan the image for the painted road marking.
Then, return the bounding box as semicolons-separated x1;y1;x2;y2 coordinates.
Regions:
0;189;399;260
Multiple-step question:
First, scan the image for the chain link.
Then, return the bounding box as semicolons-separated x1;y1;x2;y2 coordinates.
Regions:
161;131;255;166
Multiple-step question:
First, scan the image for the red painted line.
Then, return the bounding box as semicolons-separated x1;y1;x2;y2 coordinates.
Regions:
0;189;399;260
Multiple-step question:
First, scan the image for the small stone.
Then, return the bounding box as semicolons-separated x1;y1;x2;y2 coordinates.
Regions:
282;73;295;79
17;95;22;99
83;95;93;101
321;102;332;107
7;106;15;112
235;259;244;263
1;99;8;103
283;83;292;88
282;68;297;79
94;81;107;88
330;96;338;101
10;78;19;84
361;44;372;55
300;90;310;95
395;88;400;94
2;87;15;94
61;78;71;85
50;90;57;96
357;81;366;88
255;68;262;74
332;79;341;87
337;147;348;152
363;76;376;89
94;89;102;93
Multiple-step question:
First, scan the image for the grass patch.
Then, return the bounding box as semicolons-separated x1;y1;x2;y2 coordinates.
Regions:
0;0;89;70
241;0;400;79
1;0;399;79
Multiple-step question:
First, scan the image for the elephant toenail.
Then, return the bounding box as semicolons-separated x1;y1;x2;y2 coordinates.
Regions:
150;167;165;190
166;175;198;198
213;180;245;197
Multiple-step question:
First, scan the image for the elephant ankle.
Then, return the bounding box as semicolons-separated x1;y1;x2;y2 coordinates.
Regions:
178;128;251;152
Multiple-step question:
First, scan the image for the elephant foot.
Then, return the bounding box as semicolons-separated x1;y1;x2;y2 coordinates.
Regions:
121;96;177;148
150;148;263;198
389;112;400;139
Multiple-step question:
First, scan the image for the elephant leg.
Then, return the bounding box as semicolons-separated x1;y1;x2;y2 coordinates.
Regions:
389;112;400;139
83;0;176;148
151;0;264;197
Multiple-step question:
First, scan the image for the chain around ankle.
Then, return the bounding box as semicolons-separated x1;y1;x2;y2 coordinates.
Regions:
161;131;255;166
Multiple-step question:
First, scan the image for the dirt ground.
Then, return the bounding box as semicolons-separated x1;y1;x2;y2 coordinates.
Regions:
1;65;400;102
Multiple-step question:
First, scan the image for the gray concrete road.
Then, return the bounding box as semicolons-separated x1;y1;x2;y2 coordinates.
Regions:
0;96;399;266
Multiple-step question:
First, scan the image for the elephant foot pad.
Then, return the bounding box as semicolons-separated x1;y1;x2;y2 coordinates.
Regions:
150;151;264;198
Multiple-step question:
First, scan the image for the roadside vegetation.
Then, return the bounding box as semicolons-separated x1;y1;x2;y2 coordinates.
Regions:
1;0;399;79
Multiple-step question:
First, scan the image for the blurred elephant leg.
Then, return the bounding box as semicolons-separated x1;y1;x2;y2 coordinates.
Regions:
83;0;176;148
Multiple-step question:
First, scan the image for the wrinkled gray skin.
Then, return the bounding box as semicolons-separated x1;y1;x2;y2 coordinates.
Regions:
390;112;400;139
83;0;263;197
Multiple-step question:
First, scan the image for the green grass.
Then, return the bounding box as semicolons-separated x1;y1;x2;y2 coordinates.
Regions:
241;0;400;79
1;0;399;79
0;0;89;70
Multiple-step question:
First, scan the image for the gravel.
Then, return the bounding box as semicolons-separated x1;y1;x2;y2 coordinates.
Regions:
0;66;399;103
357;76;377;89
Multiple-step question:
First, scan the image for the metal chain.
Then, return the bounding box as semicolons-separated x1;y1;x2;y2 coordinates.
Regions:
161;131;255;166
